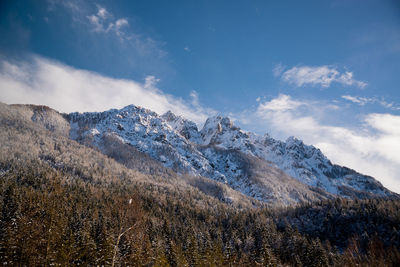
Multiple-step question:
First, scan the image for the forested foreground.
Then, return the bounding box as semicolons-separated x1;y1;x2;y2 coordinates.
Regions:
0;103;400;266
1;161;400;266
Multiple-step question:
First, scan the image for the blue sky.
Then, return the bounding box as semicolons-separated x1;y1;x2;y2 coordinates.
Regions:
1;0;400;192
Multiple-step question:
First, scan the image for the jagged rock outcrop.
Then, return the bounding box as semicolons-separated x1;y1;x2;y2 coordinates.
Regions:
67;105;395;204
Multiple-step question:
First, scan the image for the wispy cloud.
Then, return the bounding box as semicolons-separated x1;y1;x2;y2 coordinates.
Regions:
97;6;108;19
47;0;83;20
86;6;129;38
48;0;167;56
342;95;371;105
238;94;400;193
0;55;214;125
272;63;285;77
257;94;304;112
277;65;367;88
342;95;400;110
46;0;170;79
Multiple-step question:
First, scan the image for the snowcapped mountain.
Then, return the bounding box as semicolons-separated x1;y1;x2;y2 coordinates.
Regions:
68;105;395;204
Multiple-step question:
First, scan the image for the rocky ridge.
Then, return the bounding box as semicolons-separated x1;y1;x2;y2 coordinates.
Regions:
68;105;394;203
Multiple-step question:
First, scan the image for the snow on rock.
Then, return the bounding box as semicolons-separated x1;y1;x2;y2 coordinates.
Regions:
69;105;223;181
68;105;395;203
161;111;202;143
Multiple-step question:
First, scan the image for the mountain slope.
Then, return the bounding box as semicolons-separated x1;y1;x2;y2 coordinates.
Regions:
3;102;400;266
67;105;396;204
0;103;257;208
199;116;392;198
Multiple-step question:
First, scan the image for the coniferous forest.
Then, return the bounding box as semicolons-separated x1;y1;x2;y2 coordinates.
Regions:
1;104;400;266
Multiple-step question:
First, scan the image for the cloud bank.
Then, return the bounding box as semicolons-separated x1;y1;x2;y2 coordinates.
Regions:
278;65;367;88
0;55;214;125
246;94;400;193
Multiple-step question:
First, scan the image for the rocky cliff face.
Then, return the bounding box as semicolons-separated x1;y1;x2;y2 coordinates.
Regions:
68;105;395;204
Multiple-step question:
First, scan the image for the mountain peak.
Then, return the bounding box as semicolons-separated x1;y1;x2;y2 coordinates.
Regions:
120;104;158;117
161;110;201;143
67;104;396;203
200;115;241;145
203;115;234;129
161;110;178;121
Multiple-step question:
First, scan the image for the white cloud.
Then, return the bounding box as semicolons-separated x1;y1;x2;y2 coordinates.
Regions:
184;46;191;52
365;113;400;136
280;65;367;88
86;6;128;38
342;95;370;105
272;63;285;77
47;0;87;23
188;90;215;117
47;1;170;77
190;90;199;105
0;55;214;125
257;94;304;111
342;95;400;110
251;95;400;193
97;6;109;19
49;2;128;37
115;18;128;29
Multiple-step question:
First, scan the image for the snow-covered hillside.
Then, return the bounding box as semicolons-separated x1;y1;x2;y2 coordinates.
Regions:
68;105;394;203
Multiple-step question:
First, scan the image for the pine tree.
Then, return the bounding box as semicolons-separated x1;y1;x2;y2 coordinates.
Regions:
260;243;277;267
0;184;19;265
162;221;177;267
223;241;235;267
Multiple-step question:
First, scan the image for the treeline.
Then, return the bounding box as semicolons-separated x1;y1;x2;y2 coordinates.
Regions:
275;198;400;250
1;160;399;266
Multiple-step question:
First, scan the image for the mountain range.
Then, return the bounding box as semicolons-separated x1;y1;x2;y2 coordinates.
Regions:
2;102;400;266
66;104;395;205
